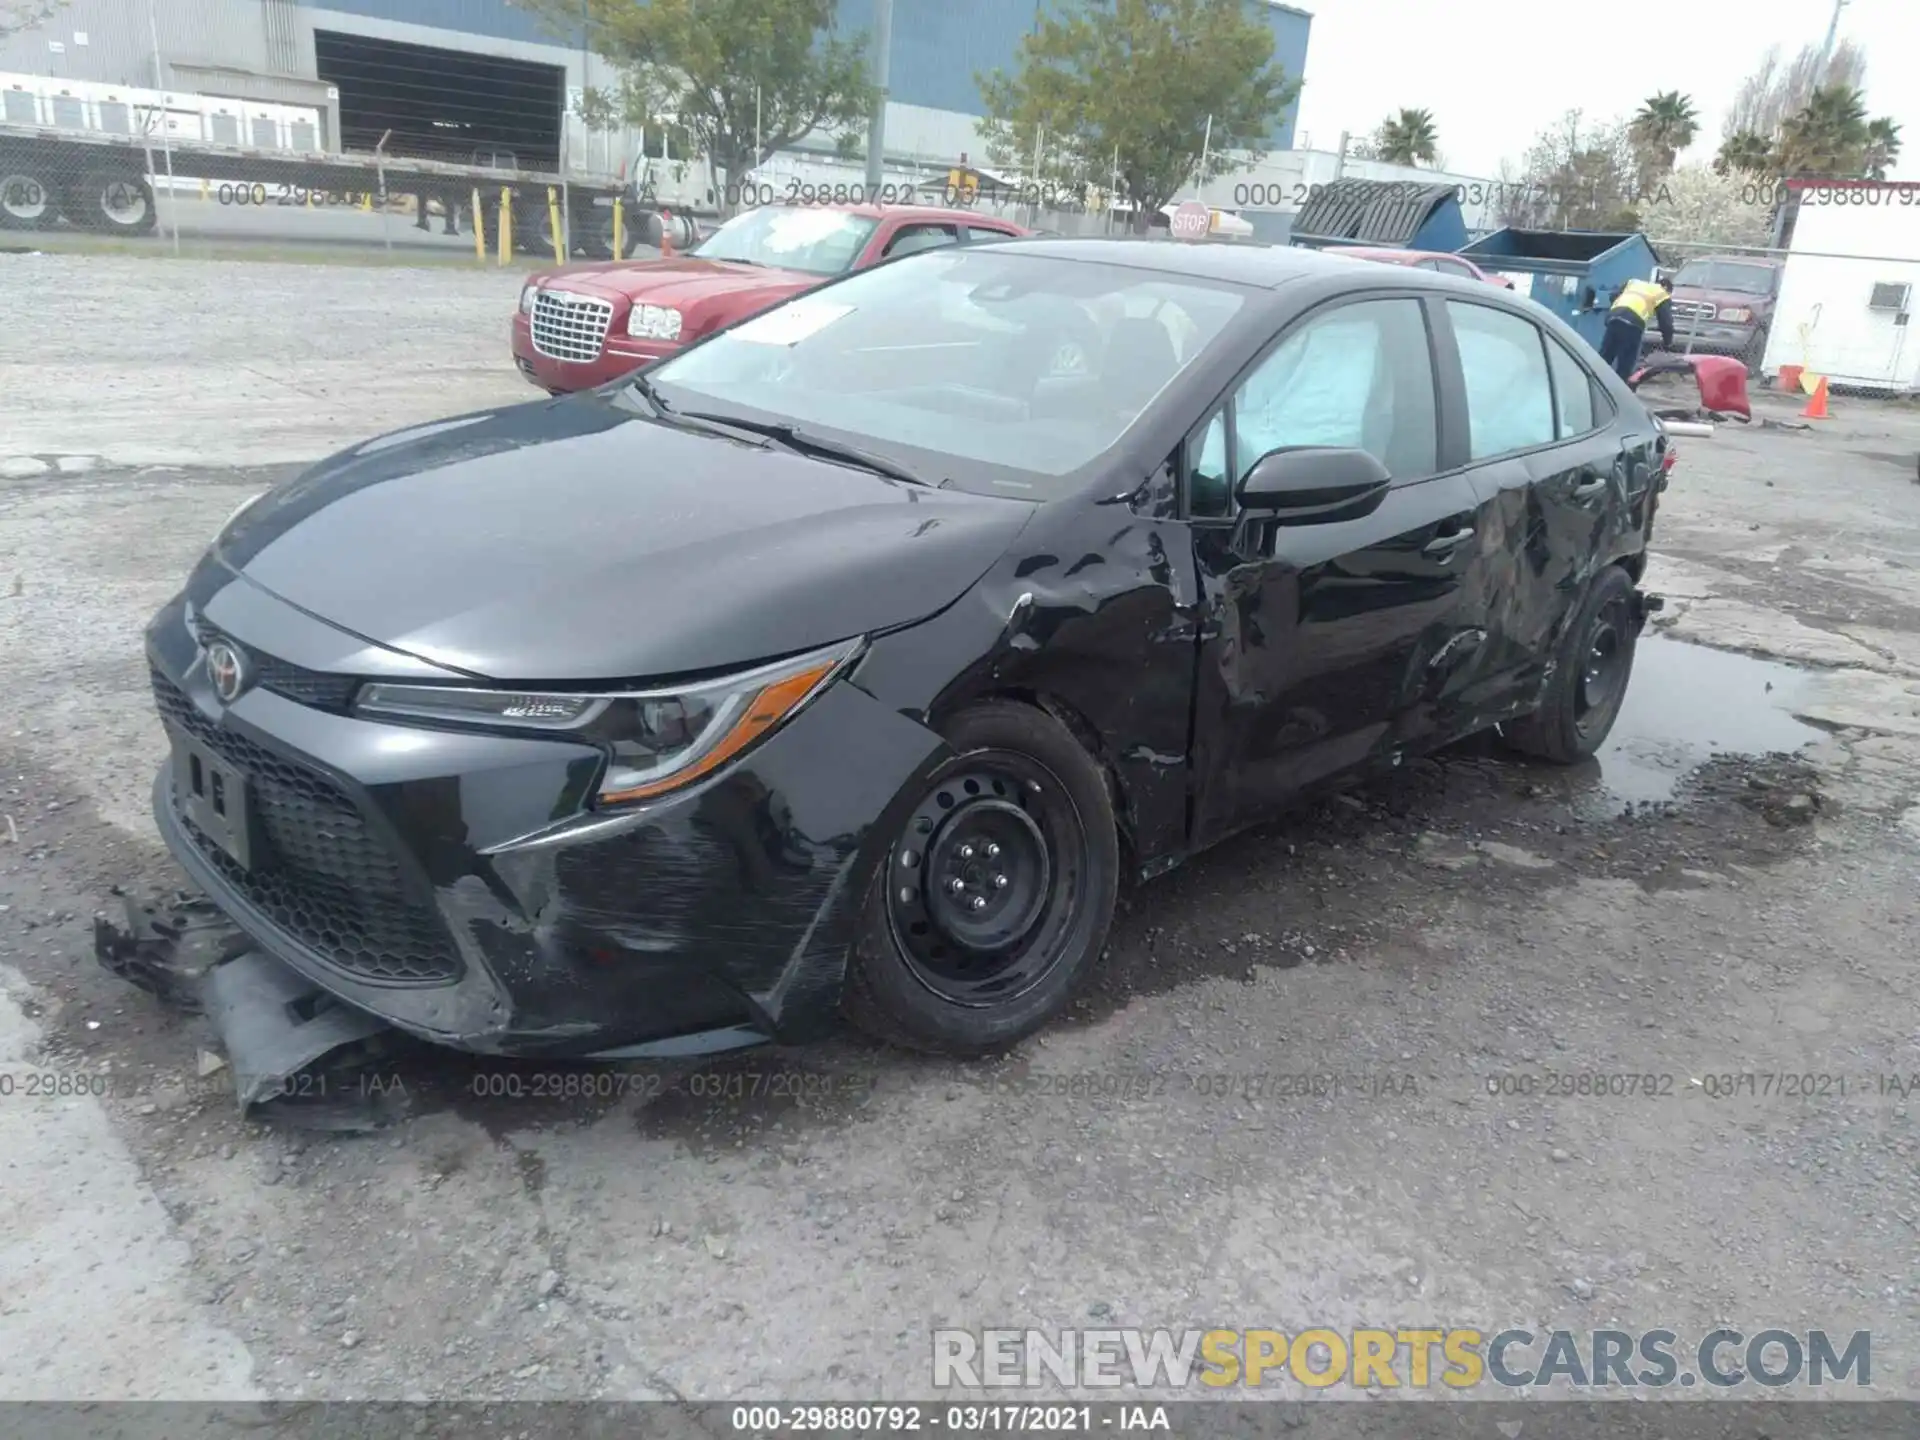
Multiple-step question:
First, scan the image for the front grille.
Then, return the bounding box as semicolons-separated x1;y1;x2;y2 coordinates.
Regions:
530;289;612;363
192;619;358;712
152;668;463;986
1670;299;1715;323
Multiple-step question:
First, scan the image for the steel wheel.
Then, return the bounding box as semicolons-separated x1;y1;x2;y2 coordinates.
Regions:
1576;593;1632;737
885;752;1091;1007
1500;565;1640;764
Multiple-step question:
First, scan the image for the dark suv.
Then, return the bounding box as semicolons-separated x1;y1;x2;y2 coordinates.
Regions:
1658;256;1783;370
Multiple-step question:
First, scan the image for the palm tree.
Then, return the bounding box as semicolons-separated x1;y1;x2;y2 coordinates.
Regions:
1862;117;1903;179
1713;129;1774;177
1775;84;1871;177
1629;90;1700;181
1376;109;1439;167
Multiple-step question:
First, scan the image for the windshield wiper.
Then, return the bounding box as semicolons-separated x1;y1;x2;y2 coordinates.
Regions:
674;412;934;487
625;375;775;447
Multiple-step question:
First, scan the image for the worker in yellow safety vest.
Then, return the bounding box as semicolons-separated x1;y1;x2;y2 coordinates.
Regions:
1598;276;1676;381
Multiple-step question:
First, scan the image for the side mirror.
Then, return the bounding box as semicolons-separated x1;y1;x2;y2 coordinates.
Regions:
1236;446;1391;526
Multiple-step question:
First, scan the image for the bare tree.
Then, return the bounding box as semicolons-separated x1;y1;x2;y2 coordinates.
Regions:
1501;109;1643;231
1724;38;1867;142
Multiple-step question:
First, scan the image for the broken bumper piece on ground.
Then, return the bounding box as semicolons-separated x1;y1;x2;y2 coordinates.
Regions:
93;893;408;1130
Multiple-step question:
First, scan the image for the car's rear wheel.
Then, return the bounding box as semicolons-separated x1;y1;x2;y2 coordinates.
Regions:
1501;565;1639;764
842;701;1119;1054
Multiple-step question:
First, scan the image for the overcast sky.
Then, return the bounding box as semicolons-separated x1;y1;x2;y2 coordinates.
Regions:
1289;0;1915;181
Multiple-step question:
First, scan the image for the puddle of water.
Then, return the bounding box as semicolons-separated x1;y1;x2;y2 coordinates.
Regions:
1594;636;1823;804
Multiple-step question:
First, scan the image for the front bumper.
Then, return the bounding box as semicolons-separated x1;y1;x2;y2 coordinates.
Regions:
1648;323;1759;358
146;587;947;1058
510;313;679;393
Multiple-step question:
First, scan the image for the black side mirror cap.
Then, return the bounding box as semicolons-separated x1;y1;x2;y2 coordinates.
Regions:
1235;445;1392;526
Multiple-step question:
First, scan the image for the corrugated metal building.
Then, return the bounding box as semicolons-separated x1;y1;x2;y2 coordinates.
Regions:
0;0;1311;168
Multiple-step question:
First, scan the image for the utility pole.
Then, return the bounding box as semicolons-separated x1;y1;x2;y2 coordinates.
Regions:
1780;0;1851;250
1815;0;1849;85
864;0;893;193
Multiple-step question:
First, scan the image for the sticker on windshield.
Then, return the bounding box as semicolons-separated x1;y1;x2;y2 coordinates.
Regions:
731;298;855;347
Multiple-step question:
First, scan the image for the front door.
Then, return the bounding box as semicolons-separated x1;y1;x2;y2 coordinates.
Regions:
1187;294;1500;846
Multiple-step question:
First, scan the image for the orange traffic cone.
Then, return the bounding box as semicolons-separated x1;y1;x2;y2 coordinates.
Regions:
1800;375;1830;420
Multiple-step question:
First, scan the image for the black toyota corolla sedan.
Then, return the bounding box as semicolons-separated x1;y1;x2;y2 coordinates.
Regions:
147;237;1668;1059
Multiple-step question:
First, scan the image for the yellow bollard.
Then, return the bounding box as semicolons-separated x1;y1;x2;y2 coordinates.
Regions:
360;191;371;211
612;197;623;261
472;187;485;263
547;186;563;264
498;186;512;265
200;178;209;201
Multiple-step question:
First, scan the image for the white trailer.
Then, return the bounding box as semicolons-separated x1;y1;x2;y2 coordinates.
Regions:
1761;179;1920;395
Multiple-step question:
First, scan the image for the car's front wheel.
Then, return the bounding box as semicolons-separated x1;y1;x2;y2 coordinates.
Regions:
1501;564;1640;763
843;700;1119;1054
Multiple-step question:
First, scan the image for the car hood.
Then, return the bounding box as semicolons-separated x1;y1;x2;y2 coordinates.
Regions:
213;395;1035;682
535;257;814;306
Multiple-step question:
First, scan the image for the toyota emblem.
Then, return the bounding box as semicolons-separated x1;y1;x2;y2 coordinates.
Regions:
206;641;249;703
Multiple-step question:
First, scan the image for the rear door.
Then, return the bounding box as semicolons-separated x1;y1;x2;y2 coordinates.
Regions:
1433;298;1635;716
1187;293;1501;844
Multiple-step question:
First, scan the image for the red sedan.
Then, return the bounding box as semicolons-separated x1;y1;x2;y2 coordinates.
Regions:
1334;246;1515;288
512;203;1028;393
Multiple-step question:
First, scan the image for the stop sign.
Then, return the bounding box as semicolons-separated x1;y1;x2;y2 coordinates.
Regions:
1169;201;1211;240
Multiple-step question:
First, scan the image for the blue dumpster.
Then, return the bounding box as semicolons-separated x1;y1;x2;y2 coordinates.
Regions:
1457;228;1661;352
1288;180;1468;254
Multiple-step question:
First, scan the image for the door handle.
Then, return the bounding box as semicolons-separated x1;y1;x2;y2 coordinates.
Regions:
1571;472;1609;499
1423;527;1475;556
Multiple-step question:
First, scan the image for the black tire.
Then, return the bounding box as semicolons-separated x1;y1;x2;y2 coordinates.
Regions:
1502;565;1639;763
61;169;157;235
842;700;1120;1055
0;161;58;230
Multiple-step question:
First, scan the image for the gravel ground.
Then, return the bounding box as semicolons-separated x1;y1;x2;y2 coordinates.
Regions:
3;254;1919;1405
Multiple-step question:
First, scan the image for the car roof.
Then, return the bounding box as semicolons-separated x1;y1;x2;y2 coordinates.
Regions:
974;236;1457;290
810;202;1021;227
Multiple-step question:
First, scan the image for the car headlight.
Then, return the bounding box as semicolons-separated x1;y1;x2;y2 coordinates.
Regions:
1717;306;1750;323
627;303;683;341
352;638;860;804
520;283;539;315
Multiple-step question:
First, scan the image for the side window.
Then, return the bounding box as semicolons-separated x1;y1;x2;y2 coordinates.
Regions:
1446;301;1556;459
1185;298;1436;519
1544;337;1597;437
1235;299;1436;481
883;223;959;258
1437;258;1475;278
962;225;1016;245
